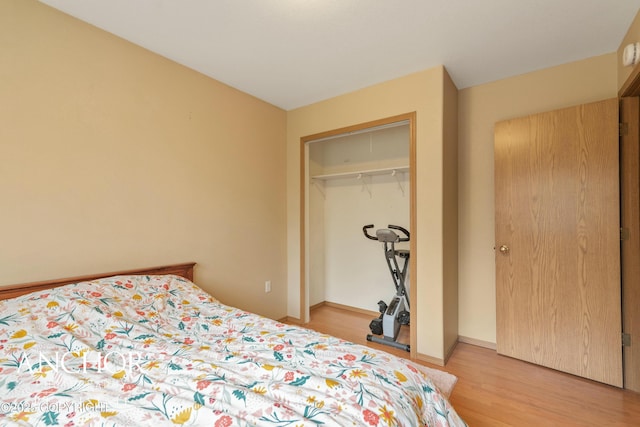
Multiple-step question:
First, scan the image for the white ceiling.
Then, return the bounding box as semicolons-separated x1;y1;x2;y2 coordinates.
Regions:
39;0;640;110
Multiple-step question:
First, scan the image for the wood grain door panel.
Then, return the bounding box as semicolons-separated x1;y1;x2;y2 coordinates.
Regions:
495;99;622;387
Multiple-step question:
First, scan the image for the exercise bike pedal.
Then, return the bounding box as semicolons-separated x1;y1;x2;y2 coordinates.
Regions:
398;310;410;325
377;300;388;314
369;317;383;335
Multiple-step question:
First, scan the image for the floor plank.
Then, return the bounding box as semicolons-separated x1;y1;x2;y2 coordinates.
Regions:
301;304;640;426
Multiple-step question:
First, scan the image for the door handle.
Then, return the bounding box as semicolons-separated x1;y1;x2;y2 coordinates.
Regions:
499;245;510;255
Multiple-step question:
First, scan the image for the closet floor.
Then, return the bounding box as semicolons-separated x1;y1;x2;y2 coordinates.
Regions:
305;303;410;359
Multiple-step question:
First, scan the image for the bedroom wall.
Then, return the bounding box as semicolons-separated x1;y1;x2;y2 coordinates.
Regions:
442;71;459;358
287;67;458;361
618;9;640;90
0;0;288;320
457;53;618;346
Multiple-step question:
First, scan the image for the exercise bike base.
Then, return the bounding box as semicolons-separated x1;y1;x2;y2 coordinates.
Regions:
367;334;410;352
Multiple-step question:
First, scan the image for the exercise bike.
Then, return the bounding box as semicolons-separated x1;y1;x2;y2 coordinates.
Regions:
362;224;410;352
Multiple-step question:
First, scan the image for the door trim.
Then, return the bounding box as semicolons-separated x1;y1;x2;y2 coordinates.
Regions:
619;72;640;392
620;96;640;392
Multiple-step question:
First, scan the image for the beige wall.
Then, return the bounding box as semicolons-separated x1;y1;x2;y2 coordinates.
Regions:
287;67;458;360
0;0;288;319
618;10;640;90
442;71;459;358
457;53;618;344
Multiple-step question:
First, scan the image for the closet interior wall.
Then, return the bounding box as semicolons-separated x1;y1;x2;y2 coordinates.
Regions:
308;124;410;313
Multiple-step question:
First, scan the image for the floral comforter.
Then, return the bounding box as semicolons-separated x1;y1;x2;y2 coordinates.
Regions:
0;274;465;426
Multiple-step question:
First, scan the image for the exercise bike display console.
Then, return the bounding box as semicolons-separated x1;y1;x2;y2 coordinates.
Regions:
362;224;410;352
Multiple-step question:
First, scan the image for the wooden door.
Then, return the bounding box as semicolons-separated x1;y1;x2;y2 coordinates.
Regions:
495;98;622;387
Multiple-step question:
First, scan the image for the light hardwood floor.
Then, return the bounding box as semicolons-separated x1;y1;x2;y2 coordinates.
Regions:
301;304;640;426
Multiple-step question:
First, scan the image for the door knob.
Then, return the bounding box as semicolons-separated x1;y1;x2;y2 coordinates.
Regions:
499;245;510;255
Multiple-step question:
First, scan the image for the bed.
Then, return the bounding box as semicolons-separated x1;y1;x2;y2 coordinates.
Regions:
0;263;465;426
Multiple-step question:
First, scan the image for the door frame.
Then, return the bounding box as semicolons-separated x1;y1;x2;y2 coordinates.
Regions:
619;72;640;391
299;112;417;356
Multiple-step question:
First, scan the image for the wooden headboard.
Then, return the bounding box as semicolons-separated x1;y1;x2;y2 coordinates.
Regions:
0;262;196;301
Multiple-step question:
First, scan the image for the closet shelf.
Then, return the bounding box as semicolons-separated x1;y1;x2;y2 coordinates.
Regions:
311;166;409;181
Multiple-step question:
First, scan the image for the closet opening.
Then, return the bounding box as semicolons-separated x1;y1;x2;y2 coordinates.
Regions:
300;113;416;355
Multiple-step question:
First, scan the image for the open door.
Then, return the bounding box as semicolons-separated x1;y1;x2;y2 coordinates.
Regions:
495;99;623;387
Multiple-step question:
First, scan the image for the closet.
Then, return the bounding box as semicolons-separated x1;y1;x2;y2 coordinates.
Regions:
306;119;411;318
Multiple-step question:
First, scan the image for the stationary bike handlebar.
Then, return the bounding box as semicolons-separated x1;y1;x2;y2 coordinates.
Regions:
362;224;410;242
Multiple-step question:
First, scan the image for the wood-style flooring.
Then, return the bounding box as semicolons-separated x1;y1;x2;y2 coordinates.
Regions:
301;304;640;426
